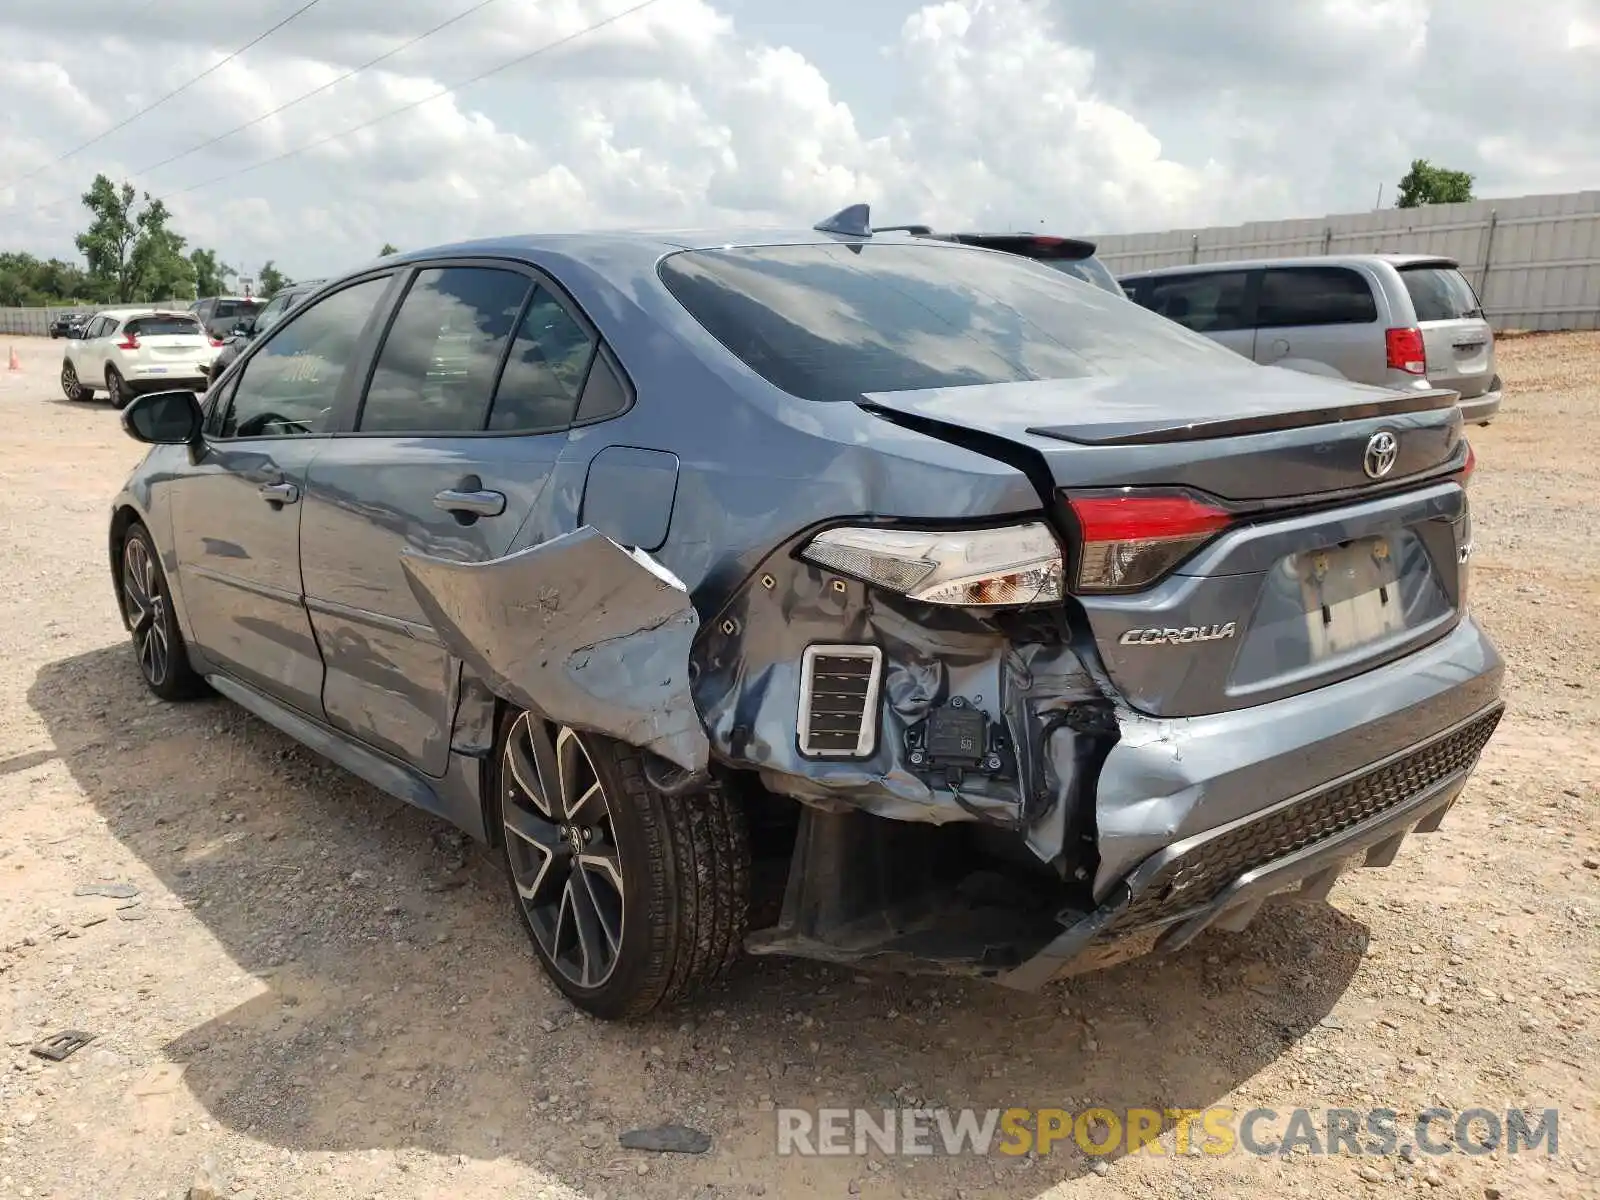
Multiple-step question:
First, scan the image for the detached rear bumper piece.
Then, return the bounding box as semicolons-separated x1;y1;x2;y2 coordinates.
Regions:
1000;701;1502;990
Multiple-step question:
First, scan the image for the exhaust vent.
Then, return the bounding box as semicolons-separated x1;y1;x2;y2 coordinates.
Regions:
797;645;883;758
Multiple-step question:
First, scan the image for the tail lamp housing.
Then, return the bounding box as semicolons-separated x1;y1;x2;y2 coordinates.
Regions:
800;523;1064;608
117;332;140;350
1386;326;1427;375
1064;490;1234;593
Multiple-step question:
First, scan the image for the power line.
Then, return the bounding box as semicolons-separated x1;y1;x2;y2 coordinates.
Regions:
160;0;666;202
134;0;507;179
2;0;326;190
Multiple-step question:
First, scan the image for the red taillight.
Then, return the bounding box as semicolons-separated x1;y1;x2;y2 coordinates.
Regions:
117;333;139;350
210;336;224;347
1460;440;1476;484
1386;327;1427;375
1065;491;1234;592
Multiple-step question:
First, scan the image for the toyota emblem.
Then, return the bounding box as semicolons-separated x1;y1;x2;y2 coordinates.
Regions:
1363;431;1399;479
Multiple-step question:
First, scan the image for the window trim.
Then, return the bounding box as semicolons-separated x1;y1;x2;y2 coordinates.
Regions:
1254;265;1379;329
206;270;404;444
336;255;634;439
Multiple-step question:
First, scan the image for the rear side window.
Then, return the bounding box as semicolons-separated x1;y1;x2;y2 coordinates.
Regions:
124;315;204;337
1256;267;1377;327
1400;266;1483;321
359;267;531;434
1141;271;1252;333
658;243;1240;403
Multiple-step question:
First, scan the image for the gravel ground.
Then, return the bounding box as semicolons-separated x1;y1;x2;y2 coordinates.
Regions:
1;332;1596;1200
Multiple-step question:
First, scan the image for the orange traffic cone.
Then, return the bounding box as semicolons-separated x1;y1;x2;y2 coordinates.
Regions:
7;347;19;372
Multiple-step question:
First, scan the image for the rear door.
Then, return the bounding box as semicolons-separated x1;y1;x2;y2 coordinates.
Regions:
299;261;614;775
1397;262;1496;399
1253;265;1384;384
1138;270;1258;358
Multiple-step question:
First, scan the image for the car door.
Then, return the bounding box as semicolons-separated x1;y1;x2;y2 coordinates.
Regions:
298;261;607;775
166;274;399;715
1139;270;1258;358
68;317;104;384
1253;265;1384;384
1394;262;1497;400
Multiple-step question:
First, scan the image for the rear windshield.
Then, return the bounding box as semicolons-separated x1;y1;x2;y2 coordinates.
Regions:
1047;256;1125;296
657;243;1242;403
1400;265;1483;322
214;299;261;319
124;315;204;337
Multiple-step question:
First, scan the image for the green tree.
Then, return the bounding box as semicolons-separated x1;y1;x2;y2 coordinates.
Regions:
74;174;188;302
1395;159;1475;208
379;243;399;256
0;252;94;306
257;260;289;296
190;248;234;297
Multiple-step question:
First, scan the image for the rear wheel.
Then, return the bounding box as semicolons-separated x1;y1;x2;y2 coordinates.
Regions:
496;709;749;1019
60;360;88;401
120;523;206;700
106;367;131;410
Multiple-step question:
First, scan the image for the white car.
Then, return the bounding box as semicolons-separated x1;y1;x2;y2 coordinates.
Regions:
60;308;222;408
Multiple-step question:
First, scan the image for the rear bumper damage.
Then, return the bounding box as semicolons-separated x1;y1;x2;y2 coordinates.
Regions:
403;525;1505;985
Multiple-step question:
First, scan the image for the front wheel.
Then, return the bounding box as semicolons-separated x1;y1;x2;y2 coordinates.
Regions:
120;523;206;701
61;361;88;401
496;710;749;1020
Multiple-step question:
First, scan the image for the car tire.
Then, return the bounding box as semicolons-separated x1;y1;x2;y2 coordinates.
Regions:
61;361;89;402
119;523;207;701
496;708;749;1020
106;367;131;410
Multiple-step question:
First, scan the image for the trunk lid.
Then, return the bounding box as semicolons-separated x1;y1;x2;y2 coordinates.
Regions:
859;369;1473;718
1397;262;1496;400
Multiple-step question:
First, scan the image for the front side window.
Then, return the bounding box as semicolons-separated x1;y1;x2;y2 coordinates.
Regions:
220;276;390;439
251;293;292;336
358;267;531;434
658;244;1243;404
1141;271;1253;334
1256;267;1377;327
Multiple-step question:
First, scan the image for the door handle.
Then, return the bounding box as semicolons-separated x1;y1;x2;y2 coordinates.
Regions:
258;481;299;505
433;488;506;518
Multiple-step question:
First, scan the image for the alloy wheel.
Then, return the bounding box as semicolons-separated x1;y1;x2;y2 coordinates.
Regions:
501;714;626;989
61;362;79;399
122;536;170;687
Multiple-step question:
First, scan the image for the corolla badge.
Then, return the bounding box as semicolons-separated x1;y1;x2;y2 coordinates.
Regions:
1364;430;1399;479
1119;623;1238;646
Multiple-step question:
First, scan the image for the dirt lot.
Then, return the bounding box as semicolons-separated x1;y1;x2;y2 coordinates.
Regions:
1;332;1597;1200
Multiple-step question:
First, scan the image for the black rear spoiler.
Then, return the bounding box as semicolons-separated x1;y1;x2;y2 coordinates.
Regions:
870;227;1098;261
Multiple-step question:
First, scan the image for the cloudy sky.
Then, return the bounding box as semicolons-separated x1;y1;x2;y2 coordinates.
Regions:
2;0;1597;283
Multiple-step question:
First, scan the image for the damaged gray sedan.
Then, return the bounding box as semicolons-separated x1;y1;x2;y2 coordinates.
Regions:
108;206;1503;1019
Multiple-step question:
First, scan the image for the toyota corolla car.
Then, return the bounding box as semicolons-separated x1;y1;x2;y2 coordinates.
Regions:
108;206;1503;1020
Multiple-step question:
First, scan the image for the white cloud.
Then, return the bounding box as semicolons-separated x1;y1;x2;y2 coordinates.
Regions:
0;0;1596;282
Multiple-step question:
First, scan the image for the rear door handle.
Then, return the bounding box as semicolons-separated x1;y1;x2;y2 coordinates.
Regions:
258;481;299;505
433;488;506;518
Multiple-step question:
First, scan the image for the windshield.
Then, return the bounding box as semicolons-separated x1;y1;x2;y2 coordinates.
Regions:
658;243;1241;403
1400;265;1483;321
1047;256;1125;296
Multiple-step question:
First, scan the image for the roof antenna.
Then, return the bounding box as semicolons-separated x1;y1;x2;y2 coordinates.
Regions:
813;203;872;238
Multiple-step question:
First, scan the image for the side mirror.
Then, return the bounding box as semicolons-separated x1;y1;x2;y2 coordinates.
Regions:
121;389;203;445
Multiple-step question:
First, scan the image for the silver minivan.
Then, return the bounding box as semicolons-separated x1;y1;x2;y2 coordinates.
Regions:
1119;254;1501;424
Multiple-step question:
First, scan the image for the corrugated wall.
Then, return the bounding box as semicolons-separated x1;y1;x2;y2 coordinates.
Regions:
1091;189;1600;332
0;301;191;338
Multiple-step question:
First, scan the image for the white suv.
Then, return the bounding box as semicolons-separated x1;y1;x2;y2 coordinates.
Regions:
61;309;221;409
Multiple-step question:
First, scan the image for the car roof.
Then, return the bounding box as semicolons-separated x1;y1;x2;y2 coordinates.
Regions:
95;307;198;319
1118;252;1460;280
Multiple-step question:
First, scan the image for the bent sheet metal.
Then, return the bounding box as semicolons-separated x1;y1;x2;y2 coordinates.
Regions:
400;526;710;773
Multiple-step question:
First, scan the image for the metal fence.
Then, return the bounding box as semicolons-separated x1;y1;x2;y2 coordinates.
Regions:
0;300;190;338
1090;189;1600;332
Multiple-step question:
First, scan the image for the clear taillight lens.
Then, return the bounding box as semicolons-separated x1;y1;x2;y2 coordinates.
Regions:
800;523;1063;608
1066;491;1233;592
